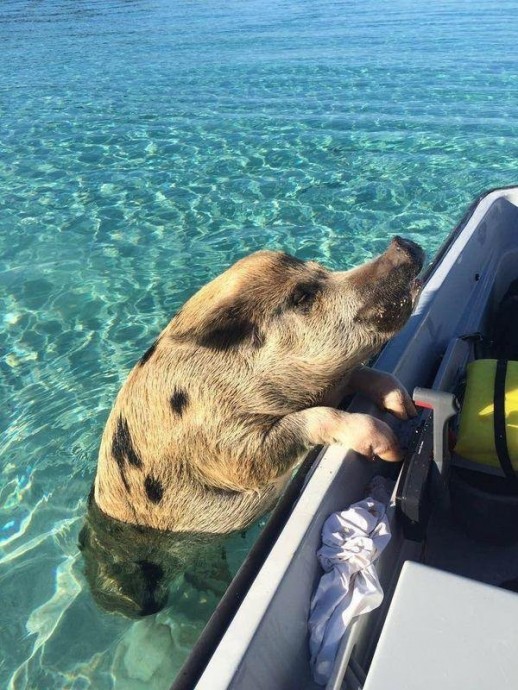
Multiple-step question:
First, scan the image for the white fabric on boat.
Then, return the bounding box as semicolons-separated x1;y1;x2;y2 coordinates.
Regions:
308;477;392;686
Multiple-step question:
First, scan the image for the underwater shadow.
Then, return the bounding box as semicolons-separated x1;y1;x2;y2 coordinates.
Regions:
78;491;231;619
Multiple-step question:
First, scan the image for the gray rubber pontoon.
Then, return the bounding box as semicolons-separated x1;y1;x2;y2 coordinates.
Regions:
173;186;518;690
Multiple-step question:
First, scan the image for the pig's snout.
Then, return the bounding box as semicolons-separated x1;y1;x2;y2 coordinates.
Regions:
385;236;424;272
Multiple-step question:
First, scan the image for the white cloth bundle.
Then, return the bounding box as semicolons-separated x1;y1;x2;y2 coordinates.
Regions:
308;478;392;686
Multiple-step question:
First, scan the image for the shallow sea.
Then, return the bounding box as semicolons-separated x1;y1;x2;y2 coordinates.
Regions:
1;0;517;687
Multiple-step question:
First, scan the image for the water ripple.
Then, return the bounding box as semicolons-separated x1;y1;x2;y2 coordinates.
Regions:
1;0;518;687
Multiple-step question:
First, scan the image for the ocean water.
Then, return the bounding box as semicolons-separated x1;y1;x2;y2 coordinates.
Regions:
1;0;517;687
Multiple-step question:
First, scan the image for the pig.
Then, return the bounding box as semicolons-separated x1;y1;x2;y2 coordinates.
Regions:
81;236;423;616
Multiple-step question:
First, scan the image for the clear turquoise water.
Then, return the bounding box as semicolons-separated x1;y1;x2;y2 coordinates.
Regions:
1;0;517;687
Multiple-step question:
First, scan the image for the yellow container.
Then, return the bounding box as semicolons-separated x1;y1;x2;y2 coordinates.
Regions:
455;359;518;469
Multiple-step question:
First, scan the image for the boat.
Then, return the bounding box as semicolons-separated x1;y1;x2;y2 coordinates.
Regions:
172;185;518;690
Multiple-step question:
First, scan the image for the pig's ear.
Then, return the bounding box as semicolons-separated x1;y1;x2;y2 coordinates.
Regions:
173;299;264;351
194;301;262;350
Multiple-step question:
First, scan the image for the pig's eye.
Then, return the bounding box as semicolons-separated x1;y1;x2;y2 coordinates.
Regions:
290;284;319;313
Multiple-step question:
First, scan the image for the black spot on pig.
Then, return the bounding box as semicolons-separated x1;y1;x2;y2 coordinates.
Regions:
144;475;164;504
139;339;159;367
196;315;256;350
112;416;143;491
112;416;143;469
170;389;189;416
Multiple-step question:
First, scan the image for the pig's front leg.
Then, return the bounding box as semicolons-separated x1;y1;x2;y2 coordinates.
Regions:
260;407;402;480
347;365;416;420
